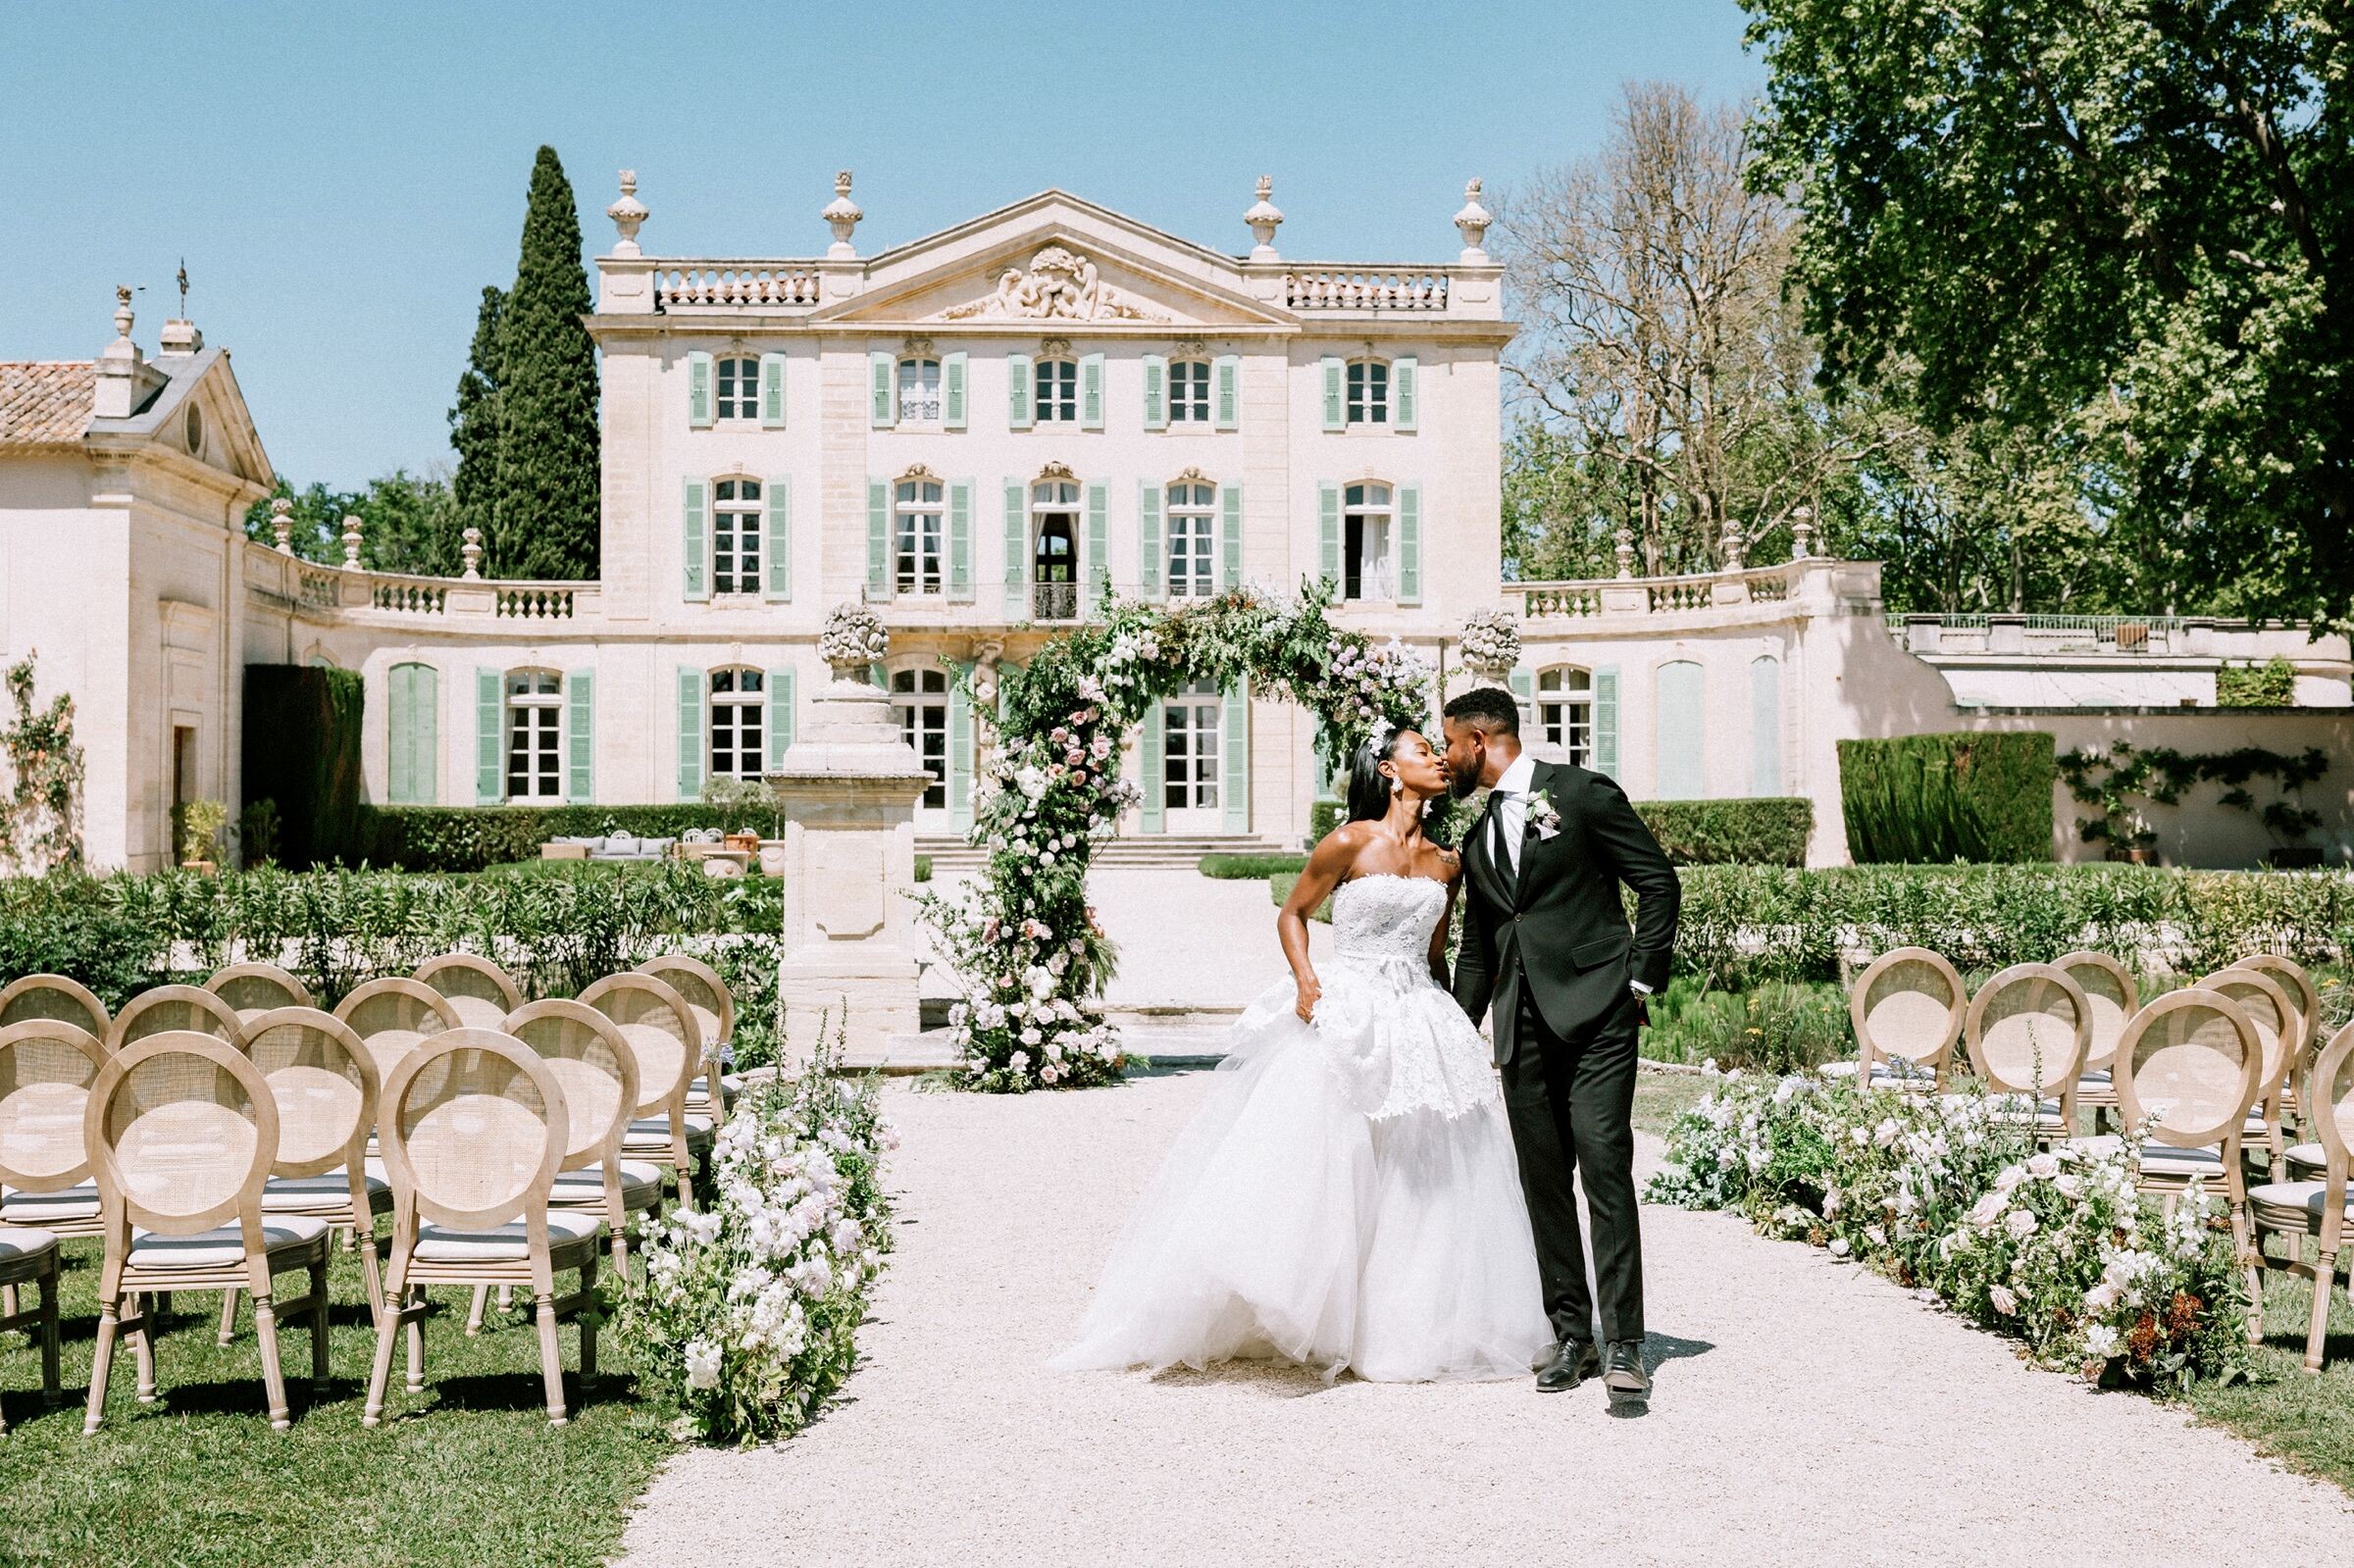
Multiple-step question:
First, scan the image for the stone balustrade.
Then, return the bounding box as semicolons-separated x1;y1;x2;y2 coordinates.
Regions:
651;262;825;310
248;545;600;626
1504;559;1847;622
1886;612;2313;660
1281;268;1454;311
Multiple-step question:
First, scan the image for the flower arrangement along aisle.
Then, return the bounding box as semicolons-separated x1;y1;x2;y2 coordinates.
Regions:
1649;1067;2251;1392
618;1018;896;1443
917;582;1432;1092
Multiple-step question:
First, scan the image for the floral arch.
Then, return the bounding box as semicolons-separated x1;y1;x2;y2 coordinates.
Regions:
916;584;1432;1091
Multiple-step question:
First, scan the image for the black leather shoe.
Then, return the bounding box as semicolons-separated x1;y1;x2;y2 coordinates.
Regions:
1535;1338;1600;1392
1603;1340;1651;1401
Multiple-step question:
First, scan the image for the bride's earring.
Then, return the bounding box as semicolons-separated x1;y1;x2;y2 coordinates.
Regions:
1390;777;1405;794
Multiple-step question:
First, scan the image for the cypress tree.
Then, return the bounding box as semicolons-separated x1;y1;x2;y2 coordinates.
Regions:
447;284;504;564
490;146;600;580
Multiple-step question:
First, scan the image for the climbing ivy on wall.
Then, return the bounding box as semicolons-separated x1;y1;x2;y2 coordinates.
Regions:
0;653;85;873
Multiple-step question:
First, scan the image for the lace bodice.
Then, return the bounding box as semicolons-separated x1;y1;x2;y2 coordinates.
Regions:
1331;873;1448;973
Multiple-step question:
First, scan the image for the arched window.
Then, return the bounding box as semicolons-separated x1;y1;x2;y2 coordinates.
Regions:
1347;357;1389;426
711;477;763;595
1031;478;1081;620
708;668;766;782
715;355;759;422
1535;667;1593;766
505;669;564;801
1165;479;1217;598
890;668;949;810
1168;359;1211;424
895;476;946;594
1655;659;1705;800
1341;481;1393;601
896;356;942;424
1035;356;1079;424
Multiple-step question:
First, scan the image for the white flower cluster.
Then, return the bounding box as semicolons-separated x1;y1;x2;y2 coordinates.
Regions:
1324;635;1432;732
817;602;890;668
1457;608;1522;675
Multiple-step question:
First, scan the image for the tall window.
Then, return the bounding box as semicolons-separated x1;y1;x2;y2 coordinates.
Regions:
1035;358;1078;423
1536;667;1594;766
1161;680;1221;812
1347;358;1389;425
1031;479;1080;620
1341;481;1392;601
505;670;563;801
716;356;759;422
1169;360;1210;423
895;477;945;594
1166;481;1216;599
896;357;941;424
890;669;949;810
712;478;762;594
709;668;765;781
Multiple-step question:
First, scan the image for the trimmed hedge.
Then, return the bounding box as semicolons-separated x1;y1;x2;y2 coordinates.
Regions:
1635;798;1813;866
1306;799;1342;849
1839;732;2055;864
243;665;365;867
1267;871;1334;923
357;804;754;872
1202;853;1309;880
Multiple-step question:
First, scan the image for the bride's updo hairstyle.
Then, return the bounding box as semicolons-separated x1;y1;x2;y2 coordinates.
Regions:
1345;725;1422;826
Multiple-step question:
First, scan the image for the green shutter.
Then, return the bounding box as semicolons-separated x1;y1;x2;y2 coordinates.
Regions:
866;479;891;598
392;664;438;807
1509;666;1535;733
948;480;973;600
387;665;414;807
1080;353;1104;430
566;669;594;803
1222;682;1250;834
1393;354;1418;432
1751;655;1782;795
1219;483;1243;590
948;663;974;831
1594;665;1620;776
1321;356;1344;431
1002;480;1027;616
1214;354;1240;430
869;351;895;428
1316;482;1341;585
1657;660;1704;799
1084;481;1109;615
475;669;502;804
688;351;713;428
1140;702;1164;834
1006;354;1033;430
682;478;709;601
944;351;967;430
764;477;791;600
1138;481;1162;601
759;352;787;428
1396;484;1422;605
1142;355;1167;430
767;666;795;771
677;667;706;802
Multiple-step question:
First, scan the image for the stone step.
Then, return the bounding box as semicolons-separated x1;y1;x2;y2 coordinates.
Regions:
919;835;1291;873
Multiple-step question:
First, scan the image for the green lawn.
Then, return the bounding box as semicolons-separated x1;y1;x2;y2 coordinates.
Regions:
0;1237;672;1568
2187;1257;2354;1495
1632;1070;1712;1139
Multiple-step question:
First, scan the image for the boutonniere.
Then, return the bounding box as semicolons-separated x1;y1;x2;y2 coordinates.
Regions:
1525;788;1562;840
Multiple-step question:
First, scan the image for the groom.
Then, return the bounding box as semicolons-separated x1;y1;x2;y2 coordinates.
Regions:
1442;687;1679;1401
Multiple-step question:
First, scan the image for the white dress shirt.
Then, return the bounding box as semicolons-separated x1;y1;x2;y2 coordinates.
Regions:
1487;750;1650;997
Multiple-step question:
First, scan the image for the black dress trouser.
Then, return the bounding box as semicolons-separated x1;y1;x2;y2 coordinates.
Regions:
1500;986;1644;1346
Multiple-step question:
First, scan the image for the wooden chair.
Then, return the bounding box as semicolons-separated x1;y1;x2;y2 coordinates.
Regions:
0;975;110;1041
413;954;525;1031
581;973;712;1211
635;954;738;1115
2248;1019;2354;1373
365;1029;604;1429
333;978;462;1085
82;1033;332;1434
0;1225;62;1432
205;963;315;1024
1965;963;2092;1143
2198;967;2300;1181
1832;947;1968;1091
217;1008;389;1341
0;1021;109;1325
107;985;241;1052
2054;951;2137;1123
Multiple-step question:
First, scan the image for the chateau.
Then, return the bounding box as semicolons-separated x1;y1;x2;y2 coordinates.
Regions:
2;176;2349;872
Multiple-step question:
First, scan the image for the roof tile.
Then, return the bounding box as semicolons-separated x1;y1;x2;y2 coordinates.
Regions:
0;361;94;446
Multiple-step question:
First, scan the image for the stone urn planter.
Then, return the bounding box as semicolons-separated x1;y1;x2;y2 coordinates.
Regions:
757;840;789;878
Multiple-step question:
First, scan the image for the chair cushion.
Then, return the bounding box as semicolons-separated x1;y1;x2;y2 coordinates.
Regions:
129;1214;330;1269
2068;1137;2229;1178
2247;1181;2354;1227
2286;1141;2327;1177
2077;1068;2114;1087
0;1226;59;1263
414;1210;605;1262
685;1074;745;1109
549;1161;664;1210
623;1113;716;1153
262;1170;390;1213
1;1184;98;1225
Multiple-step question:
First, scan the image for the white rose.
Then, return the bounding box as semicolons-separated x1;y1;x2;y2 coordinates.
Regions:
2005;1208;2038;1239
2026;1151;2062;1180
1828;1238;1852;1257
2081;1323;2120;1357
1989;1285;2019;1316
685;1339;723;1391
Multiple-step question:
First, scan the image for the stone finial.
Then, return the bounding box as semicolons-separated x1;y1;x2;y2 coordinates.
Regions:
1613;526;1636;580
461;525;484;580
340;514;364;568
607;170;648;257
823;170;863;259
1790;505;1815;561
1245;176;1283;261
1720;519;1746;573
1454;177;1493;263
271;496;294;554
94;285;145;418
112;285;134;342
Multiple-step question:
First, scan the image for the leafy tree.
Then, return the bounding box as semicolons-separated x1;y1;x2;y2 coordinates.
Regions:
241;470;461;575
448;283;504;559
490;145;599;581
1745;0;2352;628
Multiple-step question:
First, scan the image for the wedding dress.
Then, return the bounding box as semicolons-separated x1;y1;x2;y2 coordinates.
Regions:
1051;873;1552;1383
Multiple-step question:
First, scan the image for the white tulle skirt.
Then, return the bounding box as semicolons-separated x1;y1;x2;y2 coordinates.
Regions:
1049;962;1553;1383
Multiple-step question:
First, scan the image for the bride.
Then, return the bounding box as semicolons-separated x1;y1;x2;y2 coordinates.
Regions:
1050;724;1551;1382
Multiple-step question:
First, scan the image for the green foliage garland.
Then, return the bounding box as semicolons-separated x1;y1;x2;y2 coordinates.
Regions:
2057;741;2328;849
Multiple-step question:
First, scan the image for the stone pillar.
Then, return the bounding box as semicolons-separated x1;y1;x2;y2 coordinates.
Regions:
767;660;934;1066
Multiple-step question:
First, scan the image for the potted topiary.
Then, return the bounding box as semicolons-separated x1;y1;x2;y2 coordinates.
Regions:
178;797;228;875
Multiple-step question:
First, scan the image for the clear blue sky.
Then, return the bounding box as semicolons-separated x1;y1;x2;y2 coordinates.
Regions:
2;1;1762;488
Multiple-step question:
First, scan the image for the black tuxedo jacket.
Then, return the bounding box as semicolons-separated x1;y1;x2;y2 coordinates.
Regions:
1451;758;1680;1065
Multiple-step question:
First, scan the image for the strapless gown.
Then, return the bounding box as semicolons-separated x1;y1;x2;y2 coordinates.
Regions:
1049;873;1551;1382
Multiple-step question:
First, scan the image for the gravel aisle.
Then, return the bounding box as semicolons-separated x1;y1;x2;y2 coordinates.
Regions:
620;1070;2351;1567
